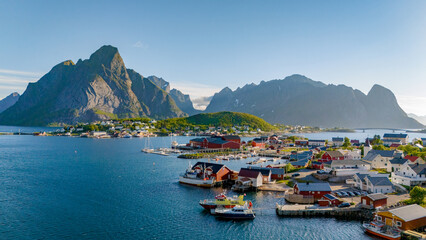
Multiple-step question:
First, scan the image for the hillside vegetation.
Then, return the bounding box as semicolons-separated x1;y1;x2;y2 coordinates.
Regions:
157;111;276;132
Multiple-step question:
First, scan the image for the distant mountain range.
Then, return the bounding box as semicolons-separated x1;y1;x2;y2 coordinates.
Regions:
204;75;423;129
0;92;20;113
408;113;426;126
0;45;422;128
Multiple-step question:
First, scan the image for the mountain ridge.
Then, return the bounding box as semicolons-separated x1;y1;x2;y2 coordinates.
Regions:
205;74;423;129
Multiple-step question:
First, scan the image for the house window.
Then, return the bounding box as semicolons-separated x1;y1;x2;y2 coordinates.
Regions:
396;221;402;227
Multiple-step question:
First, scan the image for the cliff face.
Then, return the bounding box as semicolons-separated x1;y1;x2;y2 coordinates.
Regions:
0;92;20;113
205;74;423;129
0;45;186;126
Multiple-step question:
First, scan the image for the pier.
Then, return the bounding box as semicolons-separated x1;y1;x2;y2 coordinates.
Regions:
276;204;374;220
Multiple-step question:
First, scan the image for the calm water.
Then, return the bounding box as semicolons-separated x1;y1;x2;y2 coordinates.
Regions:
2;128;421;239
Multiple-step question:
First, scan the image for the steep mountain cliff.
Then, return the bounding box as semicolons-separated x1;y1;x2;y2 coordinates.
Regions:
205;74;423;129
148;75;200;116
0;45;185;126
0;92;20;113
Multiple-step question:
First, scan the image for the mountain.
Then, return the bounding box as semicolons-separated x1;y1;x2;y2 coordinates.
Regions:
148;75;200;116
0;45;185;126
408;113;426;126
159;111;276;131
0;92;20;113
147;76;170;93
169;89;201;115
205;74;423;129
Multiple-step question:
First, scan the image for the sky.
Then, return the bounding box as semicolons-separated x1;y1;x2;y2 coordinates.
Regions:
1;0;426;114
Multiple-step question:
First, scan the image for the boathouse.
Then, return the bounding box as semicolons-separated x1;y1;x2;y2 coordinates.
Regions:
237;169;263;187
318;194;341;207
251;166;285;180
361;193;387;209
376;204;426;230
241;167;271;183
293;182;332;199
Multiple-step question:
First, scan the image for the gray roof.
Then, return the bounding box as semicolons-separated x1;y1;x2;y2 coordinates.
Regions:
242;167;271;176
366;176;392;186
390;158;408;165
364;150;396;162
295;182;332;192
367;193;388;201
388;204;426;222
332;137;344;142
331;159;370;167
409;164;426;175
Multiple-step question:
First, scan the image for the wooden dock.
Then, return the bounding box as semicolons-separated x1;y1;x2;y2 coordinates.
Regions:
276;204;373;220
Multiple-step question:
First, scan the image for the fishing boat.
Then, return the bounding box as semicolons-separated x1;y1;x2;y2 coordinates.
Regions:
199;192;249;210
214;203;255;220
362;221;401;240
178;163;215;187
141;136;155;153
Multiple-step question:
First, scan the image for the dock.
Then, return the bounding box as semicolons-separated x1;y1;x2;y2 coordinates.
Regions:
276;204;373;220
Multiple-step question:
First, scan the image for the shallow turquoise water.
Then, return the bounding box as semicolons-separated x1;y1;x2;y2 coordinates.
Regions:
0;134;387;239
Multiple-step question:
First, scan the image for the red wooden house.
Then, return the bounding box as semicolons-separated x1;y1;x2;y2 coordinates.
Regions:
361;193;388;209
293;182;332;199
311;161;324;169
320;151;344;163
189;137;241;149
221;135;241;144
251;140;266;148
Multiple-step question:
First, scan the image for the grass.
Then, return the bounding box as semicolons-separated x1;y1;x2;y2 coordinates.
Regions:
93;109;117;119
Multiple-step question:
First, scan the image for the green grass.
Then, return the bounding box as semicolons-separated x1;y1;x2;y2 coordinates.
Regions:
93;109;117;119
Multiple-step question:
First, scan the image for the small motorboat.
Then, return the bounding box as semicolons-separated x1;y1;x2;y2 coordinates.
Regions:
214;203;255;220
362;221;401;240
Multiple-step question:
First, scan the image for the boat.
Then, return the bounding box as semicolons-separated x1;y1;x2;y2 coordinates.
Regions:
141;136;155;153
199;193;249;210
213;203;255;220
122;133;132;138
178;163;215;187
362;221;401;240
153;150;169;156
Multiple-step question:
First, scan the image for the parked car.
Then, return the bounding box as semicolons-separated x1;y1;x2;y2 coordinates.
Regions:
338;202;351;208
291;173;300;177
353;191;361;196
347;191;355;197
335;192;343;197
361;191;368;196
317;170;326;174
340;192;348;197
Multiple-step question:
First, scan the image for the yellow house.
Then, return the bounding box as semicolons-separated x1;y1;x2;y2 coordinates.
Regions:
376;204;426;231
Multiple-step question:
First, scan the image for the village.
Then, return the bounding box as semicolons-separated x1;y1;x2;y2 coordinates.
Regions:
176;133;426;239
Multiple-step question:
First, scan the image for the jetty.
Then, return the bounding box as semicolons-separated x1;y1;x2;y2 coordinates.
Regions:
276;204;373;220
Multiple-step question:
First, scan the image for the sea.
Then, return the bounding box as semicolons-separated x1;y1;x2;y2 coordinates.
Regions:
1;127;424;239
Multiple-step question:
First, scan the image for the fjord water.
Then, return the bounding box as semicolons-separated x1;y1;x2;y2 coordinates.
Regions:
3;130;422;239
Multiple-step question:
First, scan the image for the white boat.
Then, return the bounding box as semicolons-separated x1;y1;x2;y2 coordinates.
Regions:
179;163;215;187
153;150;169;156
122;134;132;138
213;203;255;220
141;148;154;153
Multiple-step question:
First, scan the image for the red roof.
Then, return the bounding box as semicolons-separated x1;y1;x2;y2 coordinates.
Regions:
404;155;421;162
238;169;261;178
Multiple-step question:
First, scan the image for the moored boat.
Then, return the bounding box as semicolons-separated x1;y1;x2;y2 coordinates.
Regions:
199;193;249;210
179;163;216;187
213;203;255;220
362;221;401;240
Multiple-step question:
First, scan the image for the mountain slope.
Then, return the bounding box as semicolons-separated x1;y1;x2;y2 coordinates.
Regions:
408;113;426;126
0;45;185;126
0;92;20;113
148;75;200;116
205;74;423;129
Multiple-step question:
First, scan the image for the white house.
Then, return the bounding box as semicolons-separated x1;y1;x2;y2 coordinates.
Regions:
363;150;396;172
353;173;393;193
338;149;361;160
391;163;426;187
365;175;394;194
383;133;409;145
332;137;344;147
236;169;263;187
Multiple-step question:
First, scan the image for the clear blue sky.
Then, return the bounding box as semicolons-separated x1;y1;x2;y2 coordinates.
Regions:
1;0;426;114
